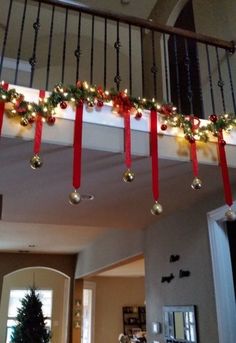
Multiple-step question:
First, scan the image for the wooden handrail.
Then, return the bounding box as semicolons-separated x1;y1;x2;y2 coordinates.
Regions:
33;0;235;52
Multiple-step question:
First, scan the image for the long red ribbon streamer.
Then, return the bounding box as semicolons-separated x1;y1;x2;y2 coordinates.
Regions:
124;111;131;169
190;142;198;177
0;82;9;136
218;130;233;206
33;90;45;154
150;109;159;201
73;102;83;189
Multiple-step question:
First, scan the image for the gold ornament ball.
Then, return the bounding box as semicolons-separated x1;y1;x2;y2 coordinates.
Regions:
69;190;81;205
30;155;43;169
123;169;135;183
225;208;236;221
151;201;163;216
20;117;29;127
191;177;202;190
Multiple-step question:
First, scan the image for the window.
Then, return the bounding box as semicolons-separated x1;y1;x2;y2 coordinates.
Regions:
6;289;53;343
82;282;96;343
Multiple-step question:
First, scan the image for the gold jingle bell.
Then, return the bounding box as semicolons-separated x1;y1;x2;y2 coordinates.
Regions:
30;154;43;169
122;169;135;183
225;208;236;221
191;177;202;190
151;201;163;216
20;117;29;127
69;190;81;205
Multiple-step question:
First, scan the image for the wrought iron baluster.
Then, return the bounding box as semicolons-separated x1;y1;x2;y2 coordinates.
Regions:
184;39;193;114
151;30;157;99
29;1;41;88
46;5;55;90
0;0;13;79
205;44;215;114
140;27;145;98
61;8;68;84
114;21;121;91
194;42;204;117
128;24;132;95
104;17;107;89
75;12;82;82
90;15;95;85
163;33;170;103
215;47;226;112
226;52;236;113
173;35;181;112
14;0;27;85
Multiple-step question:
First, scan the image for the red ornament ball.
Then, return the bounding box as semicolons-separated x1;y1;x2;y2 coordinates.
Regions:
47;115;56;125
28;116;35;124
209;114;217;122
60;101;67;109
135;111;142;120
220;139;226;146
96;100;104;108
186;135;195;143
161;124;168;131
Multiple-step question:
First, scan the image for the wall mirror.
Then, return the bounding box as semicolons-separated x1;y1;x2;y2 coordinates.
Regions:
163;305;197;343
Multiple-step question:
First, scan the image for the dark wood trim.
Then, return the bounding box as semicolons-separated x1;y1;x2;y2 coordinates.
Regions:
32;0;235;52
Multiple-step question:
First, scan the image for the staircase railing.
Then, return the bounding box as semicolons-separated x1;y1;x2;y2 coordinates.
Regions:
0;0;235;118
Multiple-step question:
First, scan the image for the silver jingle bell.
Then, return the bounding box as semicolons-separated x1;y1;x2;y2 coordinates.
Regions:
123;169;135;183
191;177;202;190
151;201;163;216
30;154;43;170
69;190;81;205
225;208;236;221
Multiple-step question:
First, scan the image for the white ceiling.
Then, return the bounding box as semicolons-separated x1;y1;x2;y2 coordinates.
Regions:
0;136;235;255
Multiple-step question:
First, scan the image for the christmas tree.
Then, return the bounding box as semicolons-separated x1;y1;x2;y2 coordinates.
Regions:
10;288;51;343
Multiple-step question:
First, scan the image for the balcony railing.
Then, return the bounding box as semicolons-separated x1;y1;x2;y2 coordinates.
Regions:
0;0;235;118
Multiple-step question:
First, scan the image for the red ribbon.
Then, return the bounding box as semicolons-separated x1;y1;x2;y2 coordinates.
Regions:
33;90;45;155
150;109;159;201
0;82;9;136
73;102;83;189
190;141;198;177
124;111;131;169
218;130;233;207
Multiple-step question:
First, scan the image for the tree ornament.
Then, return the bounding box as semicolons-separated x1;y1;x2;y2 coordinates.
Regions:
96;100;104;111
60;101;67;109
151;201;163;216
225;208;236;221
86;102;94;112
122;169;135;183
209;114;217;122
135;111;142;120
47;115;56;125
69;189;81;205
20;117;28;127
28;116;35;124
191;176;202;190
161;123;167;131
219;139;226;146
30;154;43;169
187;135;195;144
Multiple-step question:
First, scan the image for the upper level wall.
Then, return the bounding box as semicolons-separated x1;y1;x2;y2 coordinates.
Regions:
75;228;144;278
145;0;236;117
